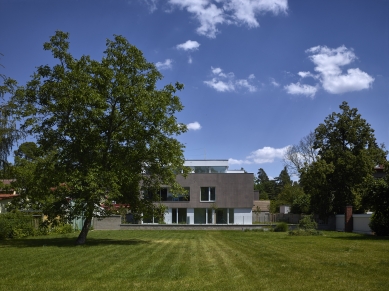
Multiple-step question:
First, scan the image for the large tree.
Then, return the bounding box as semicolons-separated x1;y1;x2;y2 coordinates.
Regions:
12;31;188;244
283;131;317;177
0;54;20;178
301;101;387;217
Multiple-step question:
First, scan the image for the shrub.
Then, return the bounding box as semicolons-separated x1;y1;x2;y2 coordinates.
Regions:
298;215;317;230
274;222;288;232
0;212;35;240
369;212;389;236
52;223;74;234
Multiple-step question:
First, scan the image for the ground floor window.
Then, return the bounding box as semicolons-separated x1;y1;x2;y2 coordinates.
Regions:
193;208;234;224
172;208;187;224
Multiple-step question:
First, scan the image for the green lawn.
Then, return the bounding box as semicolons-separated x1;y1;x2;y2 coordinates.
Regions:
0;230;388;291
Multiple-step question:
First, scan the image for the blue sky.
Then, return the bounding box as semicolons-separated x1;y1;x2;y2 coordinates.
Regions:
1;0;388;179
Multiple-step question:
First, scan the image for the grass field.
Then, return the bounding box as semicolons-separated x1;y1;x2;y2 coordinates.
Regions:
0;230;388;291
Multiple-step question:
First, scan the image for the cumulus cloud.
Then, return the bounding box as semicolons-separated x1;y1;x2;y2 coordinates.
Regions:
155;59;173;70
285;45;374;97
176;40;201;51
284;82;318;98
229;146;290;166
204;66;257;92
187;121;202;130
168;0;288;38
247;146;289;164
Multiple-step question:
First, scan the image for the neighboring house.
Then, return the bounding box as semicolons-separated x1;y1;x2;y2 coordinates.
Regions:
0;179;18;214
145;160;254;225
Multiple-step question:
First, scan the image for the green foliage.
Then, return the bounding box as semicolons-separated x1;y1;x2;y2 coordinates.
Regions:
365;171;389;236
275;183;311;214
1;58;21;178
0;212;35;239
300;102;387;218
273;222;288;232
11;31;188;244
298;215;317;230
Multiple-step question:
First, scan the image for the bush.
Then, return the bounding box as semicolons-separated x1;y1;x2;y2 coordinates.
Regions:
298;215;317;230
274;222;288;232
369;212;389;236
0;212;35;240
52;223;74;234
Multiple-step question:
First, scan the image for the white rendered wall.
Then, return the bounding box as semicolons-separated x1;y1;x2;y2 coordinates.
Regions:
187;208;194;224
234;208;252;225
164;208;173;224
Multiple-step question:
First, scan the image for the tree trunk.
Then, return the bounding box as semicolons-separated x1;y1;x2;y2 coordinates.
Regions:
75;215;92;245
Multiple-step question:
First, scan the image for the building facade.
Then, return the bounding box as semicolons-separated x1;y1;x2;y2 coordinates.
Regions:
145;160;254;225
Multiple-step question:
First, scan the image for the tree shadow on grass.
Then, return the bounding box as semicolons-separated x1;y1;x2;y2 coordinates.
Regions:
0;237;151;248
326;232;389;241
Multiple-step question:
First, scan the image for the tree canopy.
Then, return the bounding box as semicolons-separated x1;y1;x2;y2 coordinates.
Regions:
300;101;387;218
0;54;20;178
12;31;188;244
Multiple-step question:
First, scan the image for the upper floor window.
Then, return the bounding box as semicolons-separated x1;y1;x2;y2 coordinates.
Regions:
200;187;215;202
147;187;190;202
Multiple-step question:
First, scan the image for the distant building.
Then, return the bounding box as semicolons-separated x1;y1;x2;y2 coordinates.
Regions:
144;160;254;225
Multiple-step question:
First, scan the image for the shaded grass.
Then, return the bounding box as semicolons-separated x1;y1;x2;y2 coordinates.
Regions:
0;230;388;290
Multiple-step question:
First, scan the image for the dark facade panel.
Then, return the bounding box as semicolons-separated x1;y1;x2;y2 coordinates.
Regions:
162;173;254;208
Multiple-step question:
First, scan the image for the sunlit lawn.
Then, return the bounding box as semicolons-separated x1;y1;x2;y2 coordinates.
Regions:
0;230;388;291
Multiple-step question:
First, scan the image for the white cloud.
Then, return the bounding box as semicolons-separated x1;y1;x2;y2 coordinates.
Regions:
142;0;158;12
204;78;235;92
298;71;318;79
270;77;280;87
247;146;289;164
228;158;252;165
308;45;374;94
155;59;173;70
322;68;374;94
188;56;193;64
284;82;318;98
204;67;256;93
230;146;290;166
187;121;202;130
225;0;288;28
176;40;201;51
236;79;257;92
168;0;288;38
285;45;374;97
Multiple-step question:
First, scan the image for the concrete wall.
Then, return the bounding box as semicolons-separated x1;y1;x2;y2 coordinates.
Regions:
93;215;121;230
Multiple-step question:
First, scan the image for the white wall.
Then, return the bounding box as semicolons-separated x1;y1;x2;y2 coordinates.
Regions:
234;208;252;225
336;214;373;234
353;214;372;234
164;208;173;224
187;208;194;224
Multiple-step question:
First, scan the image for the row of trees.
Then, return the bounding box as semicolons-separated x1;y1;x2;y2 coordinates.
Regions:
1;31;190;244
255;102;388;234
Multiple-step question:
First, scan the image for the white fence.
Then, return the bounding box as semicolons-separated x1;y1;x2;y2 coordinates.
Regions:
336;214;373;235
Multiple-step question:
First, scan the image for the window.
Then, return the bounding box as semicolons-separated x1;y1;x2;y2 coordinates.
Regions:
147;187;190;202
200;187;215;202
